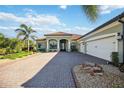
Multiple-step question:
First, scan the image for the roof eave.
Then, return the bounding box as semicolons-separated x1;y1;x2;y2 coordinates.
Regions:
79;12;124;39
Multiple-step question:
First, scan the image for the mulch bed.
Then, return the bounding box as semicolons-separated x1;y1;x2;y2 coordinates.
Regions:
72;63;124;88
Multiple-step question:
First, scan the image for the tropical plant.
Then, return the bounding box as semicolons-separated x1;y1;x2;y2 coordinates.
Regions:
81;5;100;22
111;52;119;67
15;24;36;52
0;48;6;55
0;33;5;48
9;38;25;53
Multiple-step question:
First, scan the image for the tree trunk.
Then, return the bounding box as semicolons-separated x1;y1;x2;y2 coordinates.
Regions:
27;39;30;52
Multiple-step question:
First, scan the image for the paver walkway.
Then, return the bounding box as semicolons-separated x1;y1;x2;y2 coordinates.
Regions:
22;52;107;88
0;52;57;88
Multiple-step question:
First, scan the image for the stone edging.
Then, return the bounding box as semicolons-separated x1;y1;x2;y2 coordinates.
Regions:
71;66;81;88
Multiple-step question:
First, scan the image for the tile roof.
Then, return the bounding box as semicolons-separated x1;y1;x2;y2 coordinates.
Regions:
71;34;82;40
44;32;72;36
37;32;82;41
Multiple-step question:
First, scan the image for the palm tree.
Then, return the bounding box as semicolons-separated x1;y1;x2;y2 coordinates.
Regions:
15;24;36;52
81;5;100;22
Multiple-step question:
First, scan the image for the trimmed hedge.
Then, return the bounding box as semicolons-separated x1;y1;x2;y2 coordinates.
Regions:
111;52;119;67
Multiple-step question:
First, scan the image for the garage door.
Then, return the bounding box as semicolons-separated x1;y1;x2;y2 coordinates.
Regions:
86;36;116;61
80;43;85;53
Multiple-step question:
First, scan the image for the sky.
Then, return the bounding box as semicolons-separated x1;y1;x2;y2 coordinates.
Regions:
0;5;124;38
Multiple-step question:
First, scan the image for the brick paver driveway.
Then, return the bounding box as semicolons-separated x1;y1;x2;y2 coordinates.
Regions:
22;52;107;88
0;52;57;88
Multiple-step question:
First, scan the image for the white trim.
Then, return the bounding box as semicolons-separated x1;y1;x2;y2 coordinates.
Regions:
57;39;60;52
68;40;71;52
82;22;120;39
79;41;84;44
46;39;49;52
46;36;72;38
115;34;118;52
85;33;117;42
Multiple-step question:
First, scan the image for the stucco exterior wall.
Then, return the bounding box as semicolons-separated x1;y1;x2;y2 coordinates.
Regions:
84;24;122;40
118;40;123;63
79;24;123;63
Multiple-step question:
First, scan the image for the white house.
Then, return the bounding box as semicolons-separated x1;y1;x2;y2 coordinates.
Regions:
78;12;124;63
36;32;81;52
36;12;124;63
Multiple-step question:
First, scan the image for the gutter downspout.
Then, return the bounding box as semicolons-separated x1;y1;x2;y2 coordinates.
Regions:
118;19;124;63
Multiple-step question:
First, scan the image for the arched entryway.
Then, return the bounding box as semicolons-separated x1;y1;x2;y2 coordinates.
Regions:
60;39;68;51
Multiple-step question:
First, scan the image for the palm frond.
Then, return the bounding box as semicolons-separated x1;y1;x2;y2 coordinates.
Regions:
20;24;28;30
31;35;37;40
28;26;36;33
17;31;27;38
22;35;29;41
81;5;99;22
16;24;37;43
15;28;27;34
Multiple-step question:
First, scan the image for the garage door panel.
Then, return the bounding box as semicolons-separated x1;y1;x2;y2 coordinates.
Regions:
80;43;85;53
86;36;116;61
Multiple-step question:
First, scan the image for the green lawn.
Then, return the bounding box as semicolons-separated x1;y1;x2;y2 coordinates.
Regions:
0;51;33;60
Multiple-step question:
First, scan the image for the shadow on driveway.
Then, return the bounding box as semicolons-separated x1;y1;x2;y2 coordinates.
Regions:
21;52;107;88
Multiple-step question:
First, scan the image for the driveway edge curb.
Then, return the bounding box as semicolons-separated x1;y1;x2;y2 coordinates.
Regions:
71;66;81;88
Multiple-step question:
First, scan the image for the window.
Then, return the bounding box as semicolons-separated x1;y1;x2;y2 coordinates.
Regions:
49;39;57;49
71;42;77;51
38;43;41;48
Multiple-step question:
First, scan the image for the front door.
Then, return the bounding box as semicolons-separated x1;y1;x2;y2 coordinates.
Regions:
61;43;66;51
60;39;67;51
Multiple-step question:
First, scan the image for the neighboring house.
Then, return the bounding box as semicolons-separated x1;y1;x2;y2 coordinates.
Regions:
36;32;81;52
36;12;124;63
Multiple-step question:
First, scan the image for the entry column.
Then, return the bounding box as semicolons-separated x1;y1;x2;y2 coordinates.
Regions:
46;39;49;52
68;40;71;52
57;39;60;52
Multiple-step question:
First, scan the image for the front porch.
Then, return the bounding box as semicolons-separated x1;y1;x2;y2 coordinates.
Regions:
46;39;71;52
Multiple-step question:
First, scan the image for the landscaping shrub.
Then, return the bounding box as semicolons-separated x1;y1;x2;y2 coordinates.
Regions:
6;47;12;54
112;83;124;88
111;52;119;67
0;51;33;59
0;48;6;55
38;48;46;52
119;63;124;72
0;56;4;59
0;32;36;57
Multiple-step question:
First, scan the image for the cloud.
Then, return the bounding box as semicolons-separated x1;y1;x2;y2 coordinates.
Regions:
0;26;17;30
59;5;67;10
0;25;91;38
0;12;63;26
100;5;124;14
23;8;34;13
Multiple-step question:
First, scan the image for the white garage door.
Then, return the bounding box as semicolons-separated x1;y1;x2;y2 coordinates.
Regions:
80;43;85;53
86;36;116;61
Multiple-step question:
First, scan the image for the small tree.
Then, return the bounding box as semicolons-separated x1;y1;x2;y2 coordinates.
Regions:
15;24;36;52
